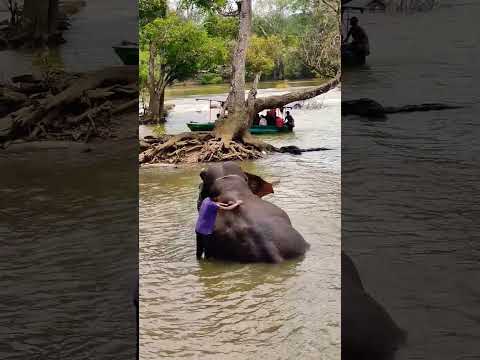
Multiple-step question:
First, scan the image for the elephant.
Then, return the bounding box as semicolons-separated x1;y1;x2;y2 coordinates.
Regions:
196;162;310;263
342;251;407;360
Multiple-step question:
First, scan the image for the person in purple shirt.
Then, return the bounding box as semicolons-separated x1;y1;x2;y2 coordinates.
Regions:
196;197;242;259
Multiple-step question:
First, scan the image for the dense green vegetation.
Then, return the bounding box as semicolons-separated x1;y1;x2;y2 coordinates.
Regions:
140;0;339;85
139;0;339;122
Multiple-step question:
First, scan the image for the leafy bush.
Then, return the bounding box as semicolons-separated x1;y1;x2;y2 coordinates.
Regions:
199;73;224;85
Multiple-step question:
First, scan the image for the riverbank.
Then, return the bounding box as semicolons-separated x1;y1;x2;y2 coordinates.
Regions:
164;78;328;98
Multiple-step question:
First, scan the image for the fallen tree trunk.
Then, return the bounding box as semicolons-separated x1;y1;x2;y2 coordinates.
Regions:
254;74;340;113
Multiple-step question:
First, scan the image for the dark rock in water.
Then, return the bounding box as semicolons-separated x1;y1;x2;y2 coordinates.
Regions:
342;252;407;360
277;145;331;155
343;98;463;119
342;98;387;118
278;145;302;155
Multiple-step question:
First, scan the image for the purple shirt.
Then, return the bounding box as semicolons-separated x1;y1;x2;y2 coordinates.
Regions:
195;197;219;235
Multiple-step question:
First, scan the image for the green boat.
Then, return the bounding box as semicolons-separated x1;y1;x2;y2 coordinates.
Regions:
187;122;291;134
113;43;139;65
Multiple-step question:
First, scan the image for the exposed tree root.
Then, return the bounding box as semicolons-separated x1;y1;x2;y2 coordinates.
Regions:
139;132;265;165
0;66;138;146
139;131;333;165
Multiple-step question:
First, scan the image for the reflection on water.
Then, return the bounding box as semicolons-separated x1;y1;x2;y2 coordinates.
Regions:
342;3;480;359
0;0;137;78
0;2;138;358
140;86;340;359
0;141;138;359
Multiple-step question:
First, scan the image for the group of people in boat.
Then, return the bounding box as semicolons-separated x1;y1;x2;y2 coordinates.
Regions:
216;107;295;131
253;108;295;131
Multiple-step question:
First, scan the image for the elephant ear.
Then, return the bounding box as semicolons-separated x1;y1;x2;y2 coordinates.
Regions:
245;172;274;197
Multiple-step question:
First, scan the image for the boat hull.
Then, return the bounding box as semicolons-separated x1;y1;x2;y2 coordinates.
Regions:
186;122;291;134
113;46;139;65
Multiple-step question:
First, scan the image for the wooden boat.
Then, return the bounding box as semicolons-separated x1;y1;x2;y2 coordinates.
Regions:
113;42;138;65
187;122;291;135
342;45;367;67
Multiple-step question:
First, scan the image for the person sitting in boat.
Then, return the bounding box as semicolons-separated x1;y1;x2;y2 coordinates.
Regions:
266;109;277;126
285;111;295;131
344;17;370;56
259;115;267;126
275;115;285;128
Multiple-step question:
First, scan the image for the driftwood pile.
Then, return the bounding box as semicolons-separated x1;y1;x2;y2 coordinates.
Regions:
139;132;264;165
0;66;138;147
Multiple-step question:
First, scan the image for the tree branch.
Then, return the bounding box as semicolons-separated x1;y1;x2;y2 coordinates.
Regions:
253;73;340;113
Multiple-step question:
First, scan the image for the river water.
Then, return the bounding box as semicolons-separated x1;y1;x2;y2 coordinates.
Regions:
140;84;341;359
342;2;480;359
0;0;136;79
1;2;138;359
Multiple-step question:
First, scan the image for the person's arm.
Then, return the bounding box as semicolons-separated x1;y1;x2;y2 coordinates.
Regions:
216;200;243;210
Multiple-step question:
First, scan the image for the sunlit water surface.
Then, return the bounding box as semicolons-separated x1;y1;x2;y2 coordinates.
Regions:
140;85;341;359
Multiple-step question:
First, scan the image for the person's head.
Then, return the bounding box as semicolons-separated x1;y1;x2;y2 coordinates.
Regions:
286;111;290;115
350;17;359;27
216;113;220;119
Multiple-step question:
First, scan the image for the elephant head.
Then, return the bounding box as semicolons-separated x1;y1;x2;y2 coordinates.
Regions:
197;162;274;210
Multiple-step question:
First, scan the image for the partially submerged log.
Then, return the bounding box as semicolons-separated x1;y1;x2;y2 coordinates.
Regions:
342;98;462;118
0;66;138;145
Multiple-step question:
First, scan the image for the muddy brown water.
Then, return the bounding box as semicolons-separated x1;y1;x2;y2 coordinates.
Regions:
140;85;341;359
342;2;480;359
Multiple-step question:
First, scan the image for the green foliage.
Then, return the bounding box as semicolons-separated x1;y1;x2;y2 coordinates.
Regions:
140;13;227;86
139;0;167;25
139;49;149;88
199;72;224;84
203;13;238;39
139;0;339;85
246;35;283;77
179;0;228;12
299;2;340;77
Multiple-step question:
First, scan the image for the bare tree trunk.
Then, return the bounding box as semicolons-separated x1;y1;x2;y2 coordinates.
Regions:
148;92;160;121
22;0;59;40
146;41;167;123
214;0;252;143
158;88;165;121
